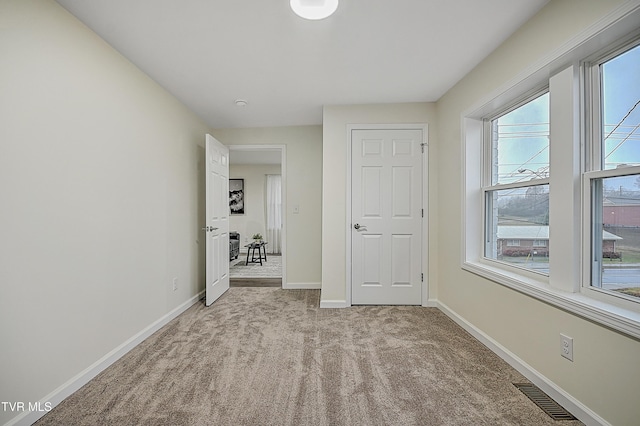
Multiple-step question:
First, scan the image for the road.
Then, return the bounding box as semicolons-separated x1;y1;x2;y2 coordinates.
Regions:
506;261;640;288
602;268;640;288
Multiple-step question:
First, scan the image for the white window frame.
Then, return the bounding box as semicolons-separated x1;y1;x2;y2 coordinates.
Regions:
482;89;550;274
462;5;640;340
582;37;640;310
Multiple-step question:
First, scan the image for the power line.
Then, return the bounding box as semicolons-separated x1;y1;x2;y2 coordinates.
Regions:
605;123;640;159
604;99;640;160
605;99;640;141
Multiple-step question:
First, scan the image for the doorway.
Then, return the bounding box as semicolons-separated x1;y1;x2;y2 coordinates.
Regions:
227;145;286;287
348;125;428;305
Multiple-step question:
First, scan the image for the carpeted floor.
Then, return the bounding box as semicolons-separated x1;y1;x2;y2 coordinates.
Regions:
36;288;583;426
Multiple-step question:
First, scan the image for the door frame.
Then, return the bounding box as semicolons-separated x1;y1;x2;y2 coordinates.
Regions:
227;144;287;287
345;124;429;306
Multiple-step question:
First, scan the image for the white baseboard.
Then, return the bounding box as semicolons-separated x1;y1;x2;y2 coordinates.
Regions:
7;291;205;426
423;298;439;307
319;299;349;308
283;282;321;290
437;301;609;426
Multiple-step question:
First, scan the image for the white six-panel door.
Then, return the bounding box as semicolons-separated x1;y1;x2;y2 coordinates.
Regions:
205;134;230;306
351;129;423;305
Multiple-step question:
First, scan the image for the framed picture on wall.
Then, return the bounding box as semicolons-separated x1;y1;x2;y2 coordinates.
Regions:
229;178;245;215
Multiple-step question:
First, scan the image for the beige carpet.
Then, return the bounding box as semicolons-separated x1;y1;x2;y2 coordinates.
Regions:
36;288;582;425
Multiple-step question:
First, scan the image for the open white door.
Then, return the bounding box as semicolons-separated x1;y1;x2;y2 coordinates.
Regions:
205;134;230;306
351;128;424;305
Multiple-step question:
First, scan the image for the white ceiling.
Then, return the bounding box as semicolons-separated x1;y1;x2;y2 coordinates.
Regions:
55;0;549;129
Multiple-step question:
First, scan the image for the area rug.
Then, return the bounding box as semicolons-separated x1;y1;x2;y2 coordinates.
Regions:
230;253;282;278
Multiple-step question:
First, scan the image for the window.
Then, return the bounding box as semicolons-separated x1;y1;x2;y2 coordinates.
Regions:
484;92;550;272
586;41;640;302
463;9;640;339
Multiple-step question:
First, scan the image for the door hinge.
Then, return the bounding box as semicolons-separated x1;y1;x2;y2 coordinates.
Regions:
421;209;424;218
421;273;424;282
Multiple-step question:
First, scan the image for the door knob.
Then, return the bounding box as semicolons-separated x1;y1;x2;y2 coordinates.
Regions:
354;223;361;230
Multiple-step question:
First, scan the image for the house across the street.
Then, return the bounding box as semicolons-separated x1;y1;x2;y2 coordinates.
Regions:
497;226;622;258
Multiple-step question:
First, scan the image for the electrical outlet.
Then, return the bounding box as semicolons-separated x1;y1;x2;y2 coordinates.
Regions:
560;334;573;361
172;277;178;291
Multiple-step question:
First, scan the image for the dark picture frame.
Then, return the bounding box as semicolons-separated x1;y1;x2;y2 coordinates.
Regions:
229;178;245;215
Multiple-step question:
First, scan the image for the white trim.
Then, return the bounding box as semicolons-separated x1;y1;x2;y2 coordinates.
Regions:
422;126;430;307
319;299;349;308
584;164;640;180
7;291;205;426
461;117;484;265
438;301;611;426
548;65;581;294
581;172;640;311
346;123;429;307
345;126;353;307
484;178;550;192
283;282;321;290
227;145;287;288
463;260;640;339
461;3;640;340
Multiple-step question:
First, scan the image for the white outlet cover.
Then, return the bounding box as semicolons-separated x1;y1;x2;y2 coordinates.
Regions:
560;334;573;361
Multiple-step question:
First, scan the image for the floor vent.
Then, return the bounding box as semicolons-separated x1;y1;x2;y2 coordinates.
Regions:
513;383;577;421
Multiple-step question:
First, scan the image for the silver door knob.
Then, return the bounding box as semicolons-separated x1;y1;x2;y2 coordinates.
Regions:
354;223;361;230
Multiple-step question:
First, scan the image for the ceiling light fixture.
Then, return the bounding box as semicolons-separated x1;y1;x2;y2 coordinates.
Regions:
290;0;338;20
235;99;248;107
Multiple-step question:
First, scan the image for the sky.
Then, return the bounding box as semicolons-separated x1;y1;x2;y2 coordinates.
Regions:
602;43;640;173
494;93;549;185
492;43;640;188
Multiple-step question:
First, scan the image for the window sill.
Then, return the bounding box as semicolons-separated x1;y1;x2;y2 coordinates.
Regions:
462;260;640;340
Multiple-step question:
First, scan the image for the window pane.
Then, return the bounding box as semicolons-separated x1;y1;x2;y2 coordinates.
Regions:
485;185;549;273
592;175;640;300
491;93;549;185
602;44;640;170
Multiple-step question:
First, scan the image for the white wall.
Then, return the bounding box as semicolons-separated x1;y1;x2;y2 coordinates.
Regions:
321;103;438;304
212;126;322;286
0;1;211;424
229;164;281;251
435;1;640;425
4;1;637;425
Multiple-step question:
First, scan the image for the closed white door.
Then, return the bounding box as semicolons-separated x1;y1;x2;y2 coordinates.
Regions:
205;134;230;306
351;129;424;305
